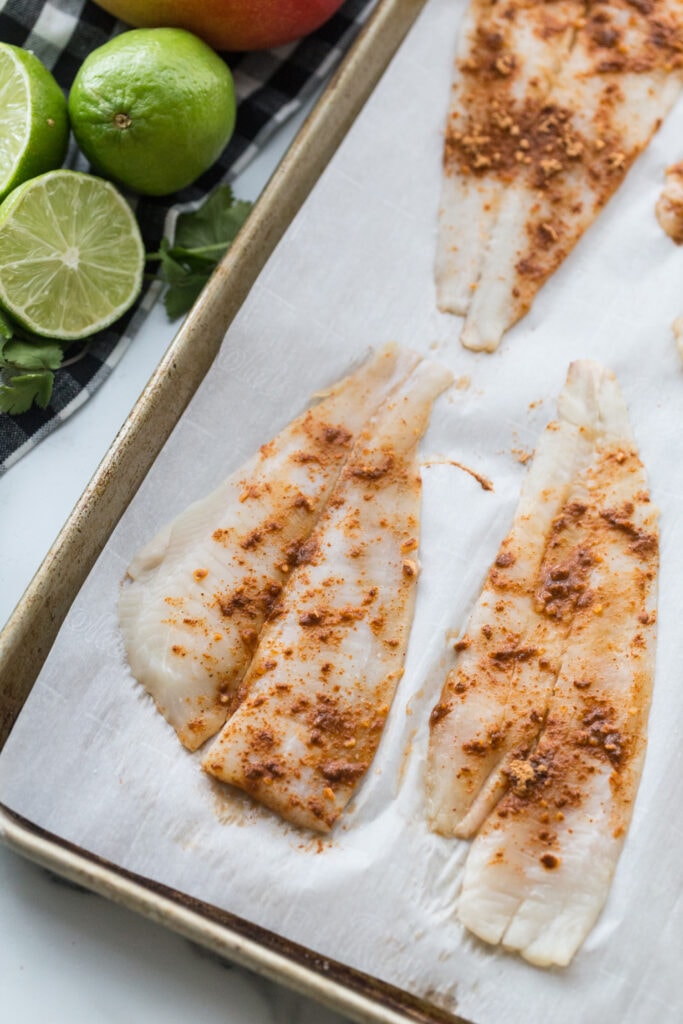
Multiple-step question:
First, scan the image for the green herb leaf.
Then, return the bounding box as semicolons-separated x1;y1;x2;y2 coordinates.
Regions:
174;185;251;252
148;185;252;321
1;339;63;371
163;274;210;320
0;315;65;414
157;244;194;287
0;370;54;414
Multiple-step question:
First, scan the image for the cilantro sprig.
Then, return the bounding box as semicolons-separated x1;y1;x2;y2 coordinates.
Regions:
0;309;68;415
0;185;252;416
147;185;252;320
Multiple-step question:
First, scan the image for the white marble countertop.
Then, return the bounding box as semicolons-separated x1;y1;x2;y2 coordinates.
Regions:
0;93;351;1024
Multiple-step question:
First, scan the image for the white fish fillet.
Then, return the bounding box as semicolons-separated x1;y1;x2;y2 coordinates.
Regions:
118;345;421;751
427;361;626;837
427;361;659;966
438;0;683;351
436;0;583;316
203;358;453;832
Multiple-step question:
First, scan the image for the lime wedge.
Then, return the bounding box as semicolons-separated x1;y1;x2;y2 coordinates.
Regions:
0;43;69;202
0;170;145;340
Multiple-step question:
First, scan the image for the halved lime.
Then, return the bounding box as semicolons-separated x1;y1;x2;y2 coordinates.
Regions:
0;170;145;340
0;43;69;202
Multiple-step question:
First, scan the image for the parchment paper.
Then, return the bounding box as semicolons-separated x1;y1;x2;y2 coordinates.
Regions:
2;1;683;1020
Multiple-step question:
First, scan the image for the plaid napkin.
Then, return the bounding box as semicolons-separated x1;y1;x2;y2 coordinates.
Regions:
0;0;377;473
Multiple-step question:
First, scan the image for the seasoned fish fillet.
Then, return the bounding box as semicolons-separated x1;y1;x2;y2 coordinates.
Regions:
427;361;621;838
427;361;658;966
436;0;583;316
203;358;453;832
118;345;421;751
438;0;683;351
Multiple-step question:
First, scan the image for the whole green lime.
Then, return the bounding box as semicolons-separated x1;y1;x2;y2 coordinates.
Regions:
68;28;236;196
0;43;69;202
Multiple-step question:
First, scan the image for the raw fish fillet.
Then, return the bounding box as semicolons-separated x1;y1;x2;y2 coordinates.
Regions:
437;0;683;351
203;358;453;832
118;345;420;750
427;360;614;838
427;361;659;966
436;0;583;316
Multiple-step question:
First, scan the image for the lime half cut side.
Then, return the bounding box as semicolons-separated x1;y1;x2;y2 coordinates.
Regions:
0;43;69;202
0;170;145;341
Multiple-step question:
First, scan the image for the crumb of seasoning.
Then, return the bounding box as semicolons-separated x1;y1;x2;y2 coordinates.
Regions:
512;447;533;465
505;758;537;796
424;457;494;492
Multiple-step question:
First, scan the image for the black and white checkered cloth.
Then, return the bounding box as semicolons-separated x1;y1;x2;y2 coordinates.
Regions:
0;0;377;473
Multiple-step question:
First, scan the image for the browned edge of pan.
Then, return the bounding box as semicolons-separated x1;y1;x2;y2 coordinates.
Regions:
0;805;468;1024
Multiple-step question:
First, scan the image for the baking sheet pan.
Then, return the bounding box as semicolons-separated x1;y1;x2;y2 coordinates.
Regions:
0;806;456;1024
3;0;683;1021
